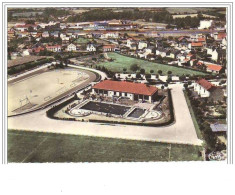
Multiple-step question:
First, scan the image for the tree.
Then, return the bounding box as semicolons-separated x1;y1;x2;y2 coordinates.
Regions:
150;70;154;74
130;63;140;72
123;68;127;73
167;71;172;75
136;72;141;79
161;85;164;90
145;74;151;79
25;20;35;24
140;68;145;75
158;70;162;75
184;83;188;89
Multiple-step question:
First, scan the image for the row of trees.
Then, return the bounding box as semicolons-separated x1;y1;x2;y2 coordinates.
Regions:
67;8;173;24
66;8;224;29
129;63;172;75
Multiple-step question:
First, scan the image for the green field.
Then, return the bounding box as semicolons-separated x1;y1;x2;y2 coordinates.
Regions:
74;37;92;44
8;130;203;162
97;53;207;76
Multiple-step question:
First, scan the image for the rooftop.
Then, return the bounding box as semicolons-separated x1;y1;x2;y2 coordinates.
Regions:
92;80;158;96
191;42;203;47
196;78;214;90
207;64;223;71
210;123;227;132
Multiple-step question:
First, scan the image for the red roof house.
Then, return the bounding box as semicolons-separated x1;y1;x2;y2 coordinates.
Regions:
102;44;116;52
196;79;214;91
92;80;158;102
191;42;203;47
207;64;223;73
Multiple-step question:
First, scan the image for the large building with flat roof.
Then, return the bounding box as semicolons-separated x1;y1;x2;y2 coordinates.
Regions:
92;80;158;102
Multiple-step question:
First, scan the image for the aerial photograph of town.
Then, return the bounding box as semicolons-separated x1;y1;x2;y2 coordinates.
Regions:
6;6;228;163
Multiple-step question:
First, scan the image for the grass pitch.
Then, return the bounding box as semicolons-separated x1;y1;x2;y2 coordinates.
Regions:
97;52;207;76
8;129;203;163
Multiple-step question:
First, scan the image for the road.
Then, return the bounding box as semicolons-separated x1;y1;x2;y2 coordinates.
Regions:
8;83;203;146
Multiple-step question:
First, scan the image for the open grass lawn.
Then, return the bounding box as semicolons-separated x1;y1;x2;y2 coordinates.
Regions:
8;129;203;163
97;52;207;76
74;37;92;44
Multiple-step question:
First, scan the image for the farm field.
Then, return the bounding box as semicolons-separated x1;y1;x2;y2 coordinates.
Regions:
97;52;208;76
7;129;203;162
8;68;94;116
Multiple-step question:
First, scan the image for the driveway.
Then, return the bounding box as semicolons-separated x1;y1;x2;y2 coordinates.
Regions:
8;83;203;145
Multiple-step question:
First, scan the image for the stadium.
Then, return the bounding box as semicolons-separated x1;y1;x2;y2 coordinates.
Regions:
8;67;97;116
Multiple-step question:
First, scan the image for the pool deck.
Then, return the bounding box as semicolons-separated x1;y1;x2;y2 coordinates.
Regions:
8;83;203;145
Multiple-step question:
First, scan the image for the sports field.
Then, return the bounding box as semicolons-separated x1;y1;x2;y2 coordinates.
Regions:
7;130;203;162
97;52;207;76
8;69;93;116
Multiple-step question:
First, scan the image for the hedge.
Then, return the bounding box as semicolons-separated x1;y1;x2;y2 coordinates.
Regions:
8;58;53;75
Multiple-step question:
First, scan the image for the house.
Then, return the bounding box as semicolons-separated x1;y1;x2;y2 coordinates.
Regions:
92;80;158;103
178;36;189;48
42;31;49;38
129;43;137;50
86;44;96;52
190;59;197;66
214;32;226;41
138;41;148;50
210;123;227;133
188;42;204;49
102;44;115;52
31;46;45;54
206;48;218;61
100;32;119;39
156;48;169;58
8;30;15;40
46;45;62;52
22;49;31;56
206;64;223;74
126;38;136;48
15;24;37;32
221;37;227;48
167;50;180;59
144;46;155;55
17;31;29;38
194;78;224;101
50;31;60;38
67;43;77;51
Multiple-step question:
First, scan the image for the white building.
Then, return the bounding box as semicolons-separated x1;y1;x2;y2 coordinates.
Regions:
22;49;30;56
42;31;49;38
100;32;119;39
206;48;218;61
46;45;62;52
138;41;148;50
86;44;96;52
194;79;212;97
92;80;158;103
198;20;213;29
126;39;136;48
67;43;77;51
